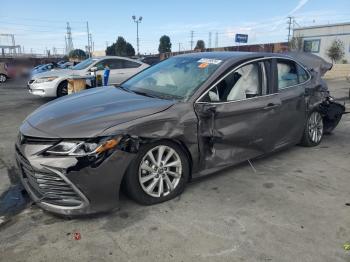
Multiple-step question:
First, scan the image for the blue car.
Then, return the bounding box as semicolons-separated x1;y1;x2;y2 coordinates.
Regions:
30;63;55;77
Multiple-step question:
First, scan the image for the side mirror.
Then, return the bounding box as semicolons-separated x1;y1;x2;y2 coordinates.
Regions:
90;66;98;72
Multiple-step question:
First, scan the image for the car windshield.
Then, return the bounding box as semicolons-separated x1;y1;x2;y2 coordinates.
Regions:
72;58;98;70
122;56;222;101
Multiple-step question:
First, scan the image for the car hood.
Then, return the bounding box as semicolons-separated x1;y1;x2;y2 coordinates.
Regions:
31;69;80;79
21;87;175;138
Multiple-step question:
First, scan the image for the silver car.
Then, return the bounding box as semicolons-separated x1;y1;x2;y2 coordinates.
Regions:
27;56;149;97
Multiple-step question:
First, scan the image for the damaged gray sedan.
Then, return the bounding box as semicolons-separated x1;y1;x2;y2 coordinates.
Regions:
15;52;345;215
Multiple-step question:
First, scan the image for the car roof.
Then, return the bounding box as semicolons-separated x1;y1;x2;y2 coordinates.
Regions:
175;51;291;62
92;56;147;65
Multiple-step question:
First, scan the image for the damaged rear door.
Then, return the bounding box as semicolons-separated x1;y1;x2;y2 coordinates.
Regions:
194;58;282;172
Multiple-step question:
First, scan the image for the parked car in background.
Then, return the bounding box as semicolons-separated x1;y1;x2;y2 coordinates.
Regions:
30;63;56;76
0;62;14;83
16;52;345;215
139;56;160;66
28;56;149;97
58;61;73;69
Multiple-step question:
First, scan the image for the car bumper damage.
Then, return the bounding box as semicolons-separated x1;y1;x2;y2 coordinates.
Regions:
15;135;139;215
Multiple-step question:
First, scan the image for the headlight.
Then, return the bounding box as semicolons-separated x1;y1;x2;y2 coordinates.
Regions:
34;76;58;84
45;137;120;156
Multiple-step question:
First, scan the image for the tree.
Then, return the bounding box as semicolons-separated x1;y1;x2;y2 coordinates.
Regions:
105;36;136;57
327;39;345;63
106;43;117;56
158;35;172;53
125;43;135;56
289;36;303;51
194;40;205;51
68;49;87;60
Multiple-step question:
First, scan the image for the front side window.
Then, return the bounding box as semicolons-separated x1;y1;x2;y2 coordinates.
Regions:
122;56;222;101
123;60;141;68
277;59;298;89
202;61;267;102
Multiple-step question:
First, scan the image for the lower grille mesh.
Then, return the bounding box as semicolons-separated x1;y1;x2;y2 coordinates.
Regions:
16;146;84;207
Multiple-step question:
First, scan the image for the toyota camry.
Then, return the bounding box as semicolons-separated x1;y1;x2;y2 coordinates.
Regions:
15;52;345;215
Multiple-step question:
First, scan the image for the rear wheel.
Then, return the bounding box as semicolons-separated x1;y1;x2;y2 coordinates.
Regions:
0;74;7;83
57;81;68;97
300;111;324;147
124;141;189;205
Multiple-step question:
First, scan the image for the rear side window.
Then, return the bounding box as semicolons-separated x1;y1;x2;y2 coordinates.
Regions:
277;59;298;89
297;64;309;83
106;59;124;70
123;60;141;68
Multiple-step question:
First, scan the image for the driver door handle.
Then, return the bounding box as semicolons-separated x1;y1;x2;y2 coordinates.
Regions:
263;102;281;110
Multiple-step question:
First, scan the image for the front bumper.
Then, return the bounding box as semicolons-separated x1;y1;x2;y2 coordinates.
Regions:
15;138;135;216
27;80;58;97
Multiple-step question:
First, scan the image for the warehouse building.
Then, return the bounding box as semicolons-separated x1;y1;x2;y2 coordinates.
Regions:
293;22;350;63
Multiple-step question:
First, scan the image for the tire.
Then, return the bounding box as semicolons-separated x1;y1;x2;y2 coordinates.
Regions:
57;81;68;97
300;111;324;147
124;140;190;205
0;74;7;83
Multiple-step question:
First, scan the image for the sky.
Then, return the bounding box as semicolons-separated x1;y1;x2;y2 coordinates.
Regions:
0;0;350;55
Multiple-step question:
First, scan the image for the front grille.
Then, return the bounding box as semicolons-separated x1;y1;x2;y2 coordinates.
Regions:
16;146;85;208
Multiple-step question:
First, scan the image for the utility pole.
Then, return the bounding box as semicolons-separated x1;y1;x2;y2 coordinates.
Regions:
86;22;91;57
208;32;212;48
287;16;293;42
190;31;194;50
215;32;218;48
132;15;143;56
178;42;181;53
66;22;74;54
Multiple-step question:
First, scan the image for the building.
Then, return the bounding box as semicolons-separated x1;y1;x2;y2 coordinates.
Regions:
293;22;350;63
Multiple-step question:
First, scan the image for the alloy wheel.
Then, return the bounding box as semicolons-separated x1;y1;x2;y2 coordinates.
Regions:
138;145;182;198
0;75;6;83
308;111;323;143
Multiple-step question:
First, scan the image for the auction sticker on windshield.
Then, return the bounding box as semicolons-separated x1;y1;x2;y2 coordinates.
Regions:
197;58;222;65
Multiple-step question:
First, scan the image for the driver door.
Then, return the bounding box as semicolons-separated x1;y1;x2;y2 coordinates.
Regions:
194;59;282;171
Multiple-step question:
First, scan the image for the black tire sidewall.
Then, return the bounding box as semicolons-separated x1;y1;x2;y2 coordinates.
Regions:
57;81;68;97
0;74;7;83
124;140;190;205
301;110;323;147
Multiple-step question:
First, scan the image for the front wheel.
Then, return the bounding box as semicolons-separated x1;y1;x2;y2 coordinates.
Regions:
0;74;7;83
300;111;324;147
124;141;189;205
57;81;68;97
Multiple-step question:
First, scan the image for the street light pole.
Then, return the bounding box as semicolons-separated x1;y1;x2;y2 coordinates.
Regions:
132;15;142;56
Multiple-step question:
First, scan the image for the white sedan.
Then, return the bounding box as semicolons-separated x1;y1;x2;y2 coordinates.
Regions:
28;56;149;97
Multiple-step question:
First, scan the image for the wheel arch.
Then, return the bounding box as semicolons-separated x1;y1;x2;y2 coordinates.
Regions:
119;137;193;194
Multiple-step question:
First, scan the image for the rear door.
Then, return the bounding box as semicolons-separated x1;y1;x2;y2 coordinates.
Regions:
194;58;282;171
272;58;308;148
120;60;145;81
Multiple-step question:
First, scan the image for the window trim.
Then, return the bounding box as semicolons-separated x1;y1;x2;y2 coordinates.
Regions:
303;39;321;53
196;56;311;104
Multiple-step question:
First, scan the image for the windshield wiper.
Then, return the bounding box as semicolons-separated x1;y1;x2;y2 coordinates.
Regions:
132;90;158;98
116;85;133;93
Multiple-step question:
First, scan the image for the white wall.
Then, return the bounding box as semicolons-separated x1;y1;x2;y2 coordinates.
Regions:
293;23;350;63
